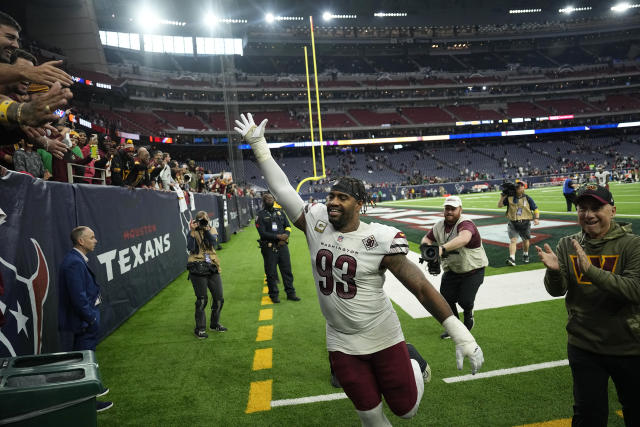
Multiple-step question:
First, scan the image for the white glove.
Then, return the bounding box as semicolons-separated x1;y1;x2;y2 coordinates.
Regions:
443;315;484;374
233;113;270;162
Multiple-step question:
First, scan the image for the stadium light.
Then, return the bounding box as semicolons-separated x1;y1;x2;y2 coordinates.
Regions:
204;12;217;27
610;2;639;11
374;12;408;17
265;13;275;23
559;6;593;13
137;7;160;31
322;11;333;21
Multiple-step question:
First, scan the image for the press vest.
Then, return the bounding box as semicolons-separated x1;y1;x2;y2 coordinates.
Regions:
432;215;489;274
506;195;533;221
187;231;221;272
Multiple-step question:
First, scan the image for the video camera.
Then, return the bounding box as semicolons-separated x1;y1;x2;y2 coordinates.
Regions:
419;244;442;276
501;181;517;197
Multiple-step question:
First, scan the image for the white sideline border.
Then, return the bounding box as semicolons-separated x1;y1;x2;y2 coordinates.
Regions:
442;359;569;383
270;360;570;408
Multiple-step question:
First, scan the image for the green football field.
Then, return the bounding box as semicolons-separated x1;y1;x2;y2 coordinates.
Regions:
96;182;638;426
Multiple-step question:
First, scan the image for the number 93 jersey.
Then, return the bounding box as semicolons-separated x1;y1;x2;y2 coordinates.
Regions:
304;203;409;355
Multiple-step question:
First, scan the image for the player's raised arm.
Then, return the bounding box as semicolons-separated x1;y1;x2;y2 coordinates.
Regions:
381;253;485;374
234;113;306;231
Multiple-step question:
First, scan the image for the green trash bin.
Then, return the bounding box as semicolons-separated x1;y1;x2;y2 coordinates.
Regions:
0;350;106;427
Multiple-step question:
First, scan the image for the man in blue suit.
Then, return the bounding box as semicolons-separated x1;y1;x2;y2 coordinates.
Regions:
58;226;113;412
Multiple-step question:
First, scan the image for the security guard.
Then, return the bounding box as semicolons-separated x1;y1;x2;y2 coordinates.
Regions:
255;193;300;303
498;181;540;266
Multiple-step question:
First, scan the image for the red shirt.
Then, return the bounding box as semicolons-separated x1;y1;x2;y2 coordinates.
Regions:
427;220;481;249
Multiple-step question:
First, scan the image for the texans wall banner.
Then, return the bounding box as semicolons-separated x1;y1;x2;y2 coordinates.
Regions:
0;170;255;356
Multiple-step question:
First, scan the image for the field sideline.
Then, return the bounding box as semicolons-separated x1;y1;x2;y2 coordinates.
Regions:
95;181;637;426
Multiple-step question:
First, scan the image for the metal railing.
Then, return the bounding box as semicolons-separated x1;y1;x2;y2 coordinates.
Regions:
67;162;107;185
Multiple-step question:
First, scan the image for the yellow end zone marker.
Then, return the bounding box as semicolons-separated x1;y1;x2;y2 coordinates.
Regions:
253;348;273;370
261;296;273;305
256;325;274;342
245;380;272;413
259;309;273;321
515;418;571;427
263;286;269;294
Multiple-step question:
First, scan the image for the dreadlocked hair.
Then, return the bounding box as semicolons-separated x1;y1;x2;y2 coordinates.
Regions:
331;176;375;214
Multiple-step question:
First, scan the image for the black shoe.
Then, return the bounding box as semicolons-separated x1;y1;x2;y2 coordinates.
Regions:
211;324;227;332
506;258;516;266
287;295;301;301
270;296;280;303
97;388;110;397
97;401;113;413
440;332;451;339
194;329;208;339
522;254;530;264
463;312;474;331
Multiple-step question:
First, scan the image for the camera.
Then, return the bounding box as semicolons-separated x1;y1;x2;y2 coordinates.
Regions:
184;172;192;183
197;218;208;228
419;244;441;276
501;181;517;197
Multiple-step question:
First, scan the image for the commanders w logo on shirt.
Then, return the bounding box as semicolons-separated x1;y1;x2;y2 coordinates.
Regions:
570;254;619;285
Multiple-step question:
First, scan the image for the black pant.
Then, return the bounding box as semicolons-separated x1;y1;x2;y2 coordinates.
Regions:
568;343;640;427
261;244;295;298
564;192;577;212
190;273;224;331
440;268;484;319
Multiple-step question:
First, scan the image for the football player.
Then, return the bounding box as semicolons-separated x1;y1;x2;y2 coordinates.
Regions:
235;113;484;426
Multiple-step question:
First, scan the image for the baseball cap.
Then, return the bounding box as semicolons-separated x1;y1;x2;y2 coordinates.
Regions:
576;184;614;206
443;195;462;208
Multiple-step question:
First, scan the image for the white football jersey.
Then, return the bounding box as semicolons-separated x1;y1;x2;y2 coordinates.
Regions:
303;203;409;355
595;170;609;186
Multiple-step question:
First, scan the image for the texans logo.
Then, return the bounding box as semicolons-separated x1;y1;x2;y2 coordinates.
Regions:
0;239;50;356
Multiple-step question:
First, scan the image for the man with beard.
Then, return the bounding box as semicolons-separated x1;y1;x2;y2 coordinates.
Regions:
420;196;488;339
235;113;483;427
255;192;300;303
536;184;640;426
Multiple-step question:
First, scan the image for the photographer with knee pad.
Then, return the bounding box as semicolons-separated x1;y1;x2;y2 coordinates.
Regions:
420;196;488;339
498;181;540;265
187;211;226;339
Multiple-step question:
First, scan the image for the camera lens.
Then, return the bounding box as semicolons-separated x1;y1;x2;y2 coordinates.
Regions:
426;247;437;258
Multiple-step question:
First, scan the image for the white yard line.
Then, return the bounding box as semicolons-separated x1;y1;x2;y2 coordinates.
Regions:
269;360;570;408
442;360;569;384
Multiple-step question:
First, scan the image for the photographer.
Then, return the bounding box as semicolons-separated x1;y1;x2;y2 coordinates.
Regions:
187;211;226;339
498;181;540;266
420;196;488;339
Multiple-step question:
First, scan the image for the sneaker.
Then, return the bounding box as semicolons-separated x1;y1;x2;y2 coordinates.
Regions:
287;295;301;301
506;258;516;266
270;296;280;303
522;254;530;264
406;343;431;384
97;388;110;397
463;312;474;331
194;329;208;339
96;401;113;413
212;324;227;332
440;332;451;339
422;362;432;383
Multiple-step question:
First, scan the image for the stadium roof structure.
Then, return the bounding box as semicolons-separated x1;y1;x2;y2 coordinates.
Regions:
89;0;639;30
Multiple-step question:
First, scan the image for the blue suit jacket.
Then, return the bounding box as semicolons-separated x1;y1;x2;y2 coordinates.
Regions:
58;249;100;333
